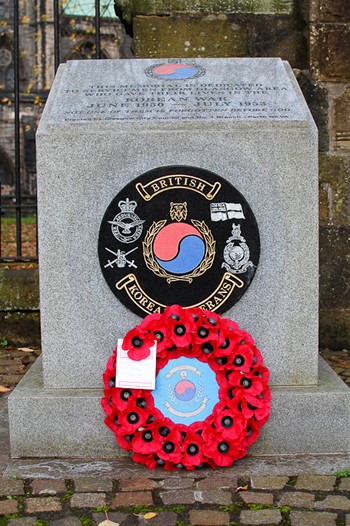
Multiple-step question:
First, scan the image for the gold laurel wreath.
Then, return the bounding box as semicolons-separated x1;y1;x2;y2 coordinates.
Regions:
143;220;216;283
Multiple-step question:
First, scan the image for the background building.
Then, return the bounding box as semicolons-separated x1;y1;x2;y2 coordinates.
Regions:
0;0;127;202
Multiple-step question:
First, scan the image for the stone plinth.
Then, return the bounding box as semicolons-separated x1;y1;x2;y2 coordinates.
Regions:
9;357;350;457
37;58;317;388
8;57;349;458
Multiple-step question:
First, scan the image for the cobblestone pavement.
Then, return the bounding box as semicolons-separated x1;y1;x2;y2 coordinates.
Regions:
0;472;349;525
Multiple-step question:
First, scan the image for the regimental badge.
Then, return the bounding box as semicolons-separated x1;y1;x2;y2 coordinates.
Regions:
108;198;144;244
222;224;254;274
98;166;260;318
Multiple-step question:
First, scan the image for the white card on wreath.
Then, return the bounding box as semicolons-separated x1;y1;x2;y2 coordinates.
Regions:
115;338;157;390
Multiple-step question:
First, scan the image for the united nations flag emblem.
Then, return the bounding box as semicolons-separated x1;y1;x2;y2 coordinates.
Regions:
98;165;260;318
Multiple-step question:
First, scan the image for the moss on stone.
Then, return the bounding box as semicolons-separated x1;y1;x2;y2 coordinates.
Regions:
133;14;248;58
115;0;293;18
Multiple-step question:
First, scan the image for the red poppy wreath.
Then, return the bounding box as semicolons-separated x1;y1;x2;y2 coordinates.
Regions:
101;305;271;470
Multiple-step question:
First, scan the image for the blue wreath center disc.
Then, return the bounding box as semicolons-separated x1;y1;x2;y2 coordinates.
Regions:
153;357;219;425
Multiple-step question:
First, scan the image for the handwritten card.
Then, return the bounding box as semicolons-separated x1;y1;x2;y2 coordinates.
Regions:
115;339;157;390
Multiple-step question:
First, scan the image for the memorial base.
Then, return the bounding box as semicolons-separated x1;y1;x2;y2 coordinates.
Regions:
8;357;350;458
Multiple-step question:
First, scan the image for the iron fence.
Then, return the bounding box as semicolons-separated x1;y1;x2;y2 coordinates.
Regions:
0;0;113;261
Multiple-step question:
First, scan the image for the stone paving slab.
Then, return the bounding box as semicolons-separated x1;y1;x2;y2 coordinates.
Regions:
239;490;274;505
314;495;350;510
25;496;62;513
240;509;282;524
0;478;24;496
251;475;290;490
278;490;315;508
189;509;230;525
138;511;178;526
70;492;106;509
31;478;67;495
295;474;337;491
8;518;37;526
74;477;113;493
290;510;338;526
50;518;82;526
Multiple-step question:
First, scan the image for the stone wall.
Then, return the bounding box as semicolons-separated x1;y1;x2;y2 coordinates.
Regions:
308;0;350;348
114;0;350;349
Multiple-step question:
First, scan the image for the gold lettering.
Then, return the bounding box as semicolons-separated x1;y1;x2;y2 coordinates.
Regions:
116;274;166;314
139;296;149;307
135;175;221;201
134;291;143;301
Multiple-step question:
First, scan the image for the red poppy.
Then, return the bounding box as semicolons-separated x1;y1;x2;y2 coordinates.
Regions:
162;461;182;471
122;327;155;361
230;343;254;373
156;428;183;464
182;430;205;468
104;410;120;434
202;426;246;467
101;395;114;417
132;452;157;470
118;403;148;433
253;388;271;422
237;329;255;346
227;371;267;397
111;388;142;411
141;315;172;355
227;388;268;421
215;319;242;356
242;418;261;447
165;305;196;348
139;312;162;329
252;364;270;383
193;311;221;351
102;352;117;397
115;427;134;451
212;404;247;441
251;345;264;367
131;426;163;454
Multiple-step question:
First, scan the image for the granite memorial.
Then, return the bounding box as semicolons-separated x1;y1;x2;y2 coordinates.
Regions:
8;57;350;458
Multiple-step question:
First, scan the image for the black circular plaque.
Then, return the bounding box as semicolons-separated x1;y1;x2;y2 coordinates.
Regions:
98;166;260;318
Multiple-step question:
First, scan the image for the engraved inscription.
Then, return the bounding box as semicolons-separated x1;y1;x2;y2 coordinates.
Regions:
61;81;299;123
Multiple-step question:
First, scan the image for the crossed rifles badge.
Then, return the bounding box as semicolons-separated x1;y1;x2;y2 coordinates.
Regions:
98;166;260;317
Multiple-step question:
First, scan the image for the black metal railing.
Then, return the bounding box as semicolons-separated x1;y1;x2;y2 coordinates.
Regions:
0;0;111;262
